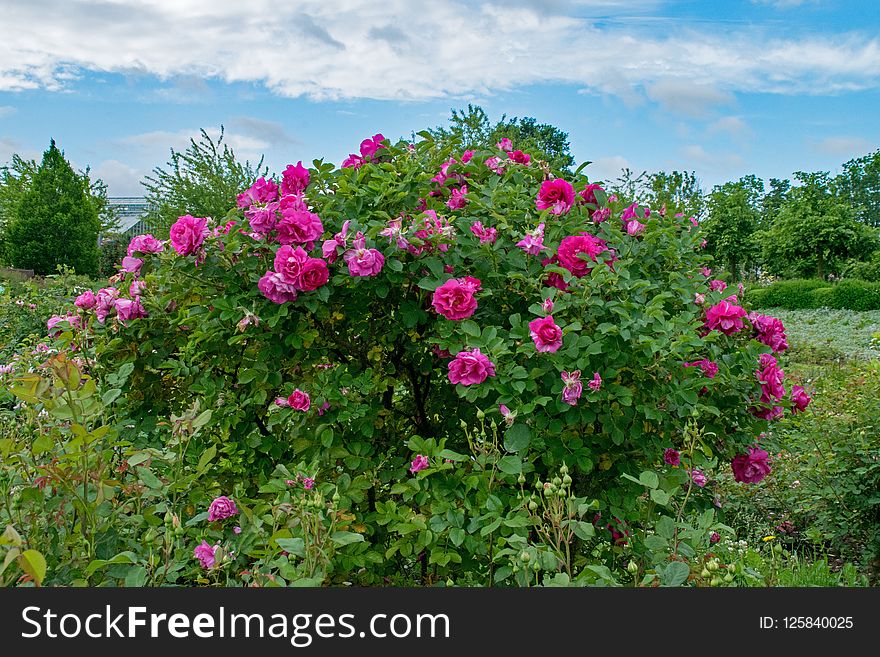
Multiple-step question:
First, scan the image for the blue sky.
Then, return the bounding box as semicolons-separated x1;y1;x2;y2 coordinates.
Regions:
1;0;879;196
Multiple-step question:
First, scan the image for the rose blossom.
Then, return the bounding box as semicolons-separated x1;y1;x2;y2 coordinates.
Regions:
625;220;645;236
516;223;547;255
703;300;747;335
258;270;298;304
470;221;497;245
208;496;238;521
556;233;609;278
288;389;311;411
410;455;430;474
342;153;364;169
276;209;324;248
709;279;728;292
432;277;480;320
169;215;209;256
496;137;513;151
446;185;468;210
710;532;720;544
536;179;575;215
579;183;604;205
528;315;563;353
344;232;385;277
127;233;164;256
683;359;718;378
74;290;97;310
499;404;517;427
114;297;147;325
302;477;315;490
588;371;602;392
237;177;278;208
561;370;582;406
749;313;789;353
281;161;310;196
193;541;217;569
731;446;772;484
448;349;495;386
541;298;554;314
485;156;505;175
664;448;680;466
121;256;142;275
508;150;530;165
791;385;811;413
360;133;386;159
690;469;708;488
461;150;474;163
95;287;119;324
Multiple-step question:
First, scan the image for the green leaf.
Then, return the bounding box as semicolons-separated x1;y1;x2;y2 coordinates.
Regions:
650;488;671;505
330;531;365;546
192;409;213;429
19;550;47;585
460;320;481;337
85;551;138;577
503;424;531;453
136;466;164;490
124;565;148;587
275;538;305;556
639;471;659;489
659;561;690;587
196;445;217;474
498;455;522;475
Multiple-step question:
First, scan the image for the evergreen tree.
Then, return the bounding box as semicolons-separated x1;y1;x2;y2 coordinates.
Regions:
3;140;101;276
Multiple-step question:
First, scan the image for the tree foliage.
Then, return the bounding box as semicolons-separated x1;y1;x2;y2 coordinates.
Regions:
761;172;876;280
2;140;102;276
702;176;763;281
429;104;575;173
836;149;880;227
142;127;267;235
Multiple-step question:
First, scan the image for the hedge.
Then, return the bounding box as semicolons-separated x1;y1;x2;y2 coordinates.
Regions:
748;278;880;311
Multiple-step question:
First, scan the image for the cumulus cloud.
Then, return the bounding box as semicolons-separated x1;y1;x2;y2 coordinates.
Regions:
708;116;751;137
0;0;877;110
586;155;632;184
93;159;144;196
646;80;734;118
228;117;298;147
812;136;875;156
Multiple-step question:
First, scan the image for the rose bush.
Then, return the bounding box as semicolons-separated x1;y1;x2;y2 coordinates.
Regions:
15;131;810;585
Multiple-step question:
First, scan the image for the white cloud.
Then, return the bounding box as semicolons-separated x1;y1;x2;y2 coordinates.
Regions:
812;136;875;156
93;159;144;196
680;144;745;172
708;116;751;137
646;80;734;118
118;127;269;164
585;155;631;184
0;0;877;112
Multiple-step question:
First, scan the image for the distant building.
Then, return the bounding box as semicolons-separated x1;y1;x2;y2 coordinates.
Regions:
105;197;157;237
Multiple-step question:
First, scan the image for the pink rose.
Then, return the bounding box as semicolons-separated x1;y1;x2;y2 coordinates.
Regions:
561;370;582;406
74;290;97;310
276;209;324;248
446;185;468;210
298;257;330;292
791;385;811;413
664;448;680;466
288;389;311;411
258;270;298;304
208;495;238;521
470;221;497;245
432;277;480;321
709;279;728;292
528;315;563;353
485;156;505;175
517;223;547;256
121;256;142;275
690;469;708;488
410;455;430;474
508;150;531;165
579;183;604;206
245;202;280;235
281;161;310;196
556;233;609;278
342;153;364;169
461;150;474;163
193;540;217;569
359;133;386;159
587;371;602;392
344;233;385;277
237;177;278;208
536;179;575;215
169;215;209;256
127;233;164;256
114;297;147;325
302;477;315;489
749;313;788;352
703;300;747;335
95;287;119;324
448;348;495;386
683;359;718;378
731;446;772;484
496;137;513;151
625;220;645;236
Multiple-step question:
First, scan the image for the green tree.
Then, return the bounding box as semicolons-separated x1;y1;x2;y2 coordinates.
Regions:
836;150;880;226
760;177;790;230
645;170;706;219
701;176;764;281
761;171;875;280
142;127;267;235
3;140;101;276
429;104;575;173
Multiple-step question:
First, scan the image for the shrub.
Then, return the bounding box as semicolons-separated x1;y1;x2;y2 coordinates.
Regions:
826;280;880;311
748;279;831;310
5;133;806;586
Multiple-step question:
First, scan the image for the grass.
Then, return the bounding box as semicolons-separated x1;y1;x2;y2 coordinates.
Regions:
766;308;880;362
